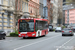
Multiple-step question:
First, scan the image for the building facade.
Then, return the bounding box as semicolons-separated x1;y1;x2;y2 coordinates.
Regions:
13;0;23;32
63;0;75;5
0;0;14;35
65;9;75;24
47;0;51;24
51;0;58;27
21;0;29;18
63;4;75;25
29;0;40;18
13;0;30;31
63;0;66;5
39;0;43;18
43;0;48;19
50;0;63;27
57;0;63;26
50;0;53;24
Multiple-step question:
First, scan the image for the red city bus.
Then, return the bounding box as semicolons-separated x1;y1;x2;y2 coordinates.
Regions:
18;18;48;38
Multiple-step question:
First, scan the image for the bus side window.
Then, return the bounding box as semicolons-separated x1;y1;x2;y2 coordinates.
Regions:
43;21;48;29
35;22;38;31
38;21;43;30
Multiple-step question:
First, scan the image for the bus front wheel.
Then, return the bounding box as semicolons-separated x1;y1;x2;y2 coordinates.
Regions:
44;31;46;36
38;31;40;37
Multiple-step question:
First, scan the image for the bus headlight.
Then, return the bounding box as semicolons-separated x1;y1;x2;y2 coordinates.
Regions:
19;34;21;36
32;34;35;36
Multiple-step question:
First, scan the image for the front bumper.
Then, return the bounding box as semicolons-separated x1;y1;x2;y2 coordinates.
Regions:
0;34;6;38
19;34;36;37
55;30;61;32
62;32;73;35
49;29;53;31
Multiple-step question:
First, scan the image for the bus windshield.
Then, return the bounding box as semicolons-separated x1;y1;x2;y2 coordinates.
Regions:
19;20;34;32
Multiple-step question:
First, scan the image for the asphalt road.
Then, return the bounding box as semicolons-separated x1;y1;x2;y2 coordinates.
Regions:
0;32;75;50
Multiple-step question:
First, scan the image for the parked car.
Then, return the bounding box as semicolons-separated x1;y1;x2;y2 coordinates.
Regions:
55;27;62;32
0;31;6;40
62;28;74;36
48;25;53;31
71;27;75;32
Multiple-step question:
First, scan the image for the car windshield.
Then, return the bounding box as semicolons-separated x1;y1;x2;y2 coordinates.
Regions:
19;20;34;32
56;27;61;30
72;27;75;29
0;31;3;32
63;28;71;30
49;26;52;28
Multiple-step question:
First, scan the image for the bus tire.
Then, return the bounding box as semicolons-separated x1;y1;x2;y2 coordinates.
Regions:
44;31;46;36
38;32;40;37
3;37;5;39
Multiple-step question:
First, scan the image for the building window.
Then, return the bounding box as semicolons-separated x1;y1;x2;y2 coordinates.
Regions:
22;2;23;12
8;0;13;6
3;0;8;5
31;9;32;13
27;3;28;12
25;2;26;12
7;13;10;27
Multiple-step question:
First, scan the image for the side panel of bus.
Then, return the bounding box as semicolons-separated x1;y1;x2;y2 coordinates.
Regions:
18;19;48;37
35;20;48;37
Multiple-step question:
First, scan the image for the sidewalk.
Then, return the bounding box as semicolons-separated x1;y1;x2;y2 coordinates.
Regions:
74;47;75;50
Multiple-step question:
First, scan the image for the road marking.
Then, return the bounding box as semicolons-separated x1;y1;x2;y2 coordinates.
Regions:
56;36;74;50
14;35;60;50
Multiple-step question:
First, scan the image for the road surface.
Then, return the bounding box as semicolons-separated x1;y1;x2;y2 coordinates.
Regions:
0;32;75;50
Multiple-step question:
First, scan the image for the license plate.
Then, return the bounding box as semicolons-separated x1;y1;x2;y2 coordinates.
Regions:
65;31;68;32
25;36;28;37
22;35;24;37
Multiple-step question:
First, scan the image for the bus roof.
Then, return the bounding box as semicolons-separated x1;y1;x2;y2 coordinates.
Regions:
18;18;48;21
